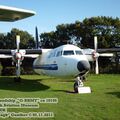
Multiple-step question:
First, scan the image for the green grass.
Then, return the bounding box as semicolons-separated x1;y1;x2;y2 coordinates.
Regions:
0;74;120;120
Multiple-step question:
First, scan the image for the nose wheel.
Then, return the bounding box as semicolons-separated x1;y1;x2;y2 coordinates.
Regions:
74;76;84;93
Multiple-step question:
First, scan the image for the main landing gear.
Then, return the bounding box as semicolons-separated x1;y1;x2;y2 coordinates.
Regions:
14;77;21;82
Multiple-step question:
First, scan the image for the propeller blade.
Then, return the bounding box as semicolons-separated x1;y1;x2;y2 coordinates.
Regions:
16;35;20;52
99;53;114;57
35;26;39;49
95;57;99;74
16;59;21;78
94;36;99;74
94;36;98;52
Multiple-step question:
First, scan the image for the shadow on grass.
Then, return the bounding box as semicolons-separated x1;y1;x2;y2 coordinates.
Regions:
52;90;76;94
106;92;120;98
0;77;50;92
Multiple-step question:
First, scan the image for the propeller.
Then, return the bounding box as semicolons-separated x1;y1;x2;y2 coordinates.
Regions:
93;36;114;74
15;35;22;81
13;28;42;81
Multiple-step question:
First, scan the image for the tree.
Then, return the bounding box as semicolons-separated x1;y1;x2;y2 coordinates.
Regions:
81;16;120;48
10;28;35;49
0;28;35;49
0;33;6;49
40;31;56;48
40;16;120;49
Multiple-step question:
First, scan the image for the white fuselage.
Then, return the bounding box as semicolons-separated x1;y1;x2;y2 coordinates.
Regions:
33;44;90;77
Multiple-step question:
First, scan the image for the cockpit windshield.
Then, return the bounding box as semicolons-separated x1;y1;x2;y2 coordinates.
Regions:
63;50;83;56
63;50;74;55
75;50;83;55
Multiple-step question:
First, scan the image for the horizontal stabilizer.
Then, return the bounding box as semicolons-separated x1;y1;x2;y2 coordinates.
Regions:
0;5;36;22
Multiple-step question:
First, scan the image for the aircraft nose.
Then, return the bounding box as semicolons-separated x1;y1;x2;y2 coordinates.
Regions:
77;60;90;72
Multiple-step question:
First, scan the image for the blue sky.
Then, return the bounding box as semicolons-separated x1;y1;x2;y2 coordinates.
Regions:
0;0;120;36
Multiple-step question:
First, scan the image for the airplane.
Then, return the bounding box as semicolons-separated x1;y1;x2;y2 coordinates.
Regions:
0;5;120;93
33;44;90;77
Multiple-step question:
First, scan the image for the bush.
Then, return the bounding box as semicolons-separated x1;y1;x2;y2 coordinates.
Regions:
1;66;35;76
1;67;16;76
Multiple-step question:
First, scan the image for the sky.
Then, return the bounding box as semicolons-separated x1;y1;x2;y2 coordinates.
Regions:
0;0;120;36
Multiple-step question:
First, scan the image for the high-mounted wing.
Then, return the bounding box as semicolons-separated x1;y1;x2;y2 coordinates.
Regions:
0;49;11;54
0;55;12;58
97;48;120;53
0;49;42;59
0;5;36;22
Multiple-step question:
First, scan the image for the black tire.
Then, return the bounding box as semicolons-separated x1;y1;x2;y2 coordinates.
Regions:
14;77;21;82
74;82;78;93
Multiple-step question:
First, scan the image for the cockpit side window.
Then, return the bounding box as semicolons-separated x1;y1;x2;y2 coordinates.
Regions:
63;50;74;55
48;51;56;58
56;51;62;57
75;50;83;55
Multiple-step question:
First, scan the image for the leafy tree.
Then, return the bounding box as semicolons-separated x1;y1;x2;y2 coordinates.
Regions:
10;28;35;49
81;16;120;48
0;33;6;49
40;16;120;49
40;31;56;48
0;28;35;49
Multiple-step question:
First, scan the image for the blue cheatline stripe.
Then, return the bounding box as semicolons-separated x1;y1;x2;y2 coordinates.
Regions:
33;64;58;70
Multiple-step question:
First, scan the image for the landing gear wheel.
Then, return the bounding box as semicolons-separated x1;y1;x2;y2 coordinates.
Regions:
14;77;21;82
74;82;78;93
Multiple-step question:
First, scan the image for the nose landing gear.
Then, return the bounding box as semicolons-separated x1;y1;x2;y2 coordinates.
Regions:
74;74;91;94
74;76;84;93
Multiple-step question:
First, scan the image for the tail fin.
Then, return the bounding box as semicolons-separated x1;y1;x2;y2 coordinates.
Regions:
35;26;39;49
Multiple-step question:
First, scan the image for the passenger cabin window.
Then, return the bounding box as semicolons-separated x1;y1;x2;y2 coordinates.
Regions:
75;50;83;55
63;50;74;55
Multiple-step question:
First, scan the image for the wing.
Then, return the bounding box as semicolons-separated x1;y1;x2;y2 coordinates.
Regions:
0;55;12;58
97;48;120;53
0;49;42;59
23;49;42;58
0;49;12;58
83;48;115;62
0;5;36;22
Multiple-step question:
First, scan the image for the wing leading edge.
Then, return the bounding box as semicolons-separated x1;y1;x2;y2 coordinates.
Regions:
0;49;42;59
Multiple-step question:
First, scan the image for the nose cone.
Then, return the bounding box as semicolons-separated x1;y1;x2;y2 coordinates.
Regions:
77;60;90;72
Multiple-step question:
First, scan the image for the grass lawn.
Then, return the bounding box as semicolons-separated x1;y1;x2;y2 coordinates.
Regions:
0;74;119;120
